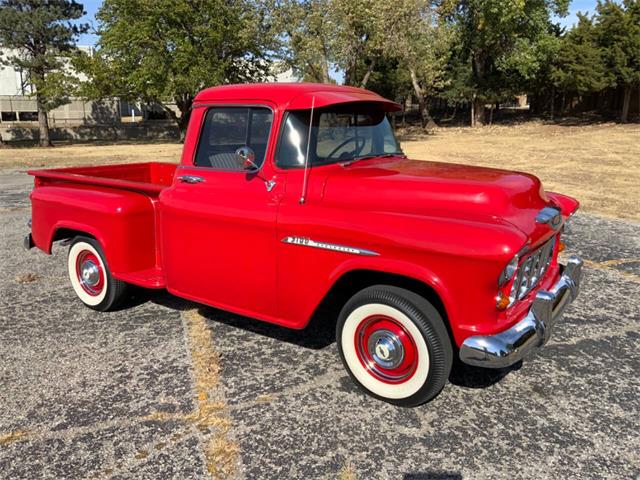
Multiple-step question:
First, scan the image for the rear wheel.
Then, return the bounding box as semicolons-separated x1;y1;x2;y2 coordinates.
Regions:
67;236;127;311
336;285;452;406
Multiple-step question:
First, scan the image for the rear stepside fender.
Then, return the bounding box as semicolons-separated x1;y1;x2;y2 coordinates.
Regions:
30;184;158;277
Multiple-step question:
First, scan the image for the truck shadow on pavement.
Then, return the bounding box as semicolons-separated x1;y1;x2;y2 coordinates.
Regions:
133;287;518;390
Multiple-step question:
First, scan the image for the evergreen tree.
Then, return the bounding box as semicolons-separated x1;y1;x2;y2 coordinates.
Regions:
551;14;608;112
0;0;89;147
595;0;640;122
441;0;569;126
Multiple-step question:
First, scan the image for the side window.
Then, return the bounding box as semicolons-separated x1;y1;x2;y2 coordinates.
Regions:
194;107;272;170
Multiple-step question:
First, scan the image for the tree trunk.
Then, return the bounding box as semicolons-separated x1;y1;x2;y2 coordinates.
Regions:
472;97;485;126
621;85;631;123
550;86;555;121
320;47;330;84
409;68;437;130
471;52;486;127
178;110;191;142
360;60;375;89
470;96;475;127
37;104;52;147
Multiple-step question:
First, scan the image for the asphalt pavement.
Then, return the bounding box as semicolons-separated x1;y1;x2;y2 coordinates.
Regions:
1;168;638;479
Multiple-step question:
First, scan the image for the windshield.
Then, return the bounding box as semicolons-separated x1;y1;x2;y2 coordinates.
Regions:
276;103;403;168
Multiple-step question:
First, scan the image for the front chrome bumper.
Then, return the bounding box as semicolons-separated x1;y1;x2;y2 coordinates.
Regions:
459;255;583;368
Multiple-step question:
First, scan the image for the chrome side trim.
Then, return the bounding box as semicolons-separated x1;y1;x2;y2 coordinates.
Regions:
459;255;583;368
281;236;379;256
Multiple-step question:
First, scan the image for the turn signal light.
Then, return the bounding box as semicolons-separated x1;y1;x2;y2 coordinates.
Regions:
496;292;510;310
558;240;566;252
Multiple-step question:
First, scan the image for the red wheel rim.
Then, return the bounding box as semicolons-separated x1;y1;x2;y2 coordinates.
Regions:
354;315;418;384
75;250;104;296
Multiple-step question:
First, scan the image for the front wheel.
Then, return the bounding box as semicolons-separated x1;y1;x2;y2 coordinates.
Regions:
336;285;453;407
67;236;127;311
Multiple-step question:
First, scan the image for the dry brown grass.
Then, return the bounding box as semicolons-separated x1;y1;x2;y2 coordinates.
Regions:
0;142;182;169
15;272;39;284
0;430;29;445
401;121;640;221
183;309;239;480
338;462;358;480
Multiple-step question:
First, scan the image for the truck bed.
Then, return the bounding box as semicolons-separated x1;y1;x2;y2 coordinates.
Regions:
28;162;177;194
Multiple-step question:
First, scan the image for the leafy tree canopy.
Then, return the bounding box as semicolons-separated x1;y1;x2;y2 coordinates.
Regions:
76;0;274;135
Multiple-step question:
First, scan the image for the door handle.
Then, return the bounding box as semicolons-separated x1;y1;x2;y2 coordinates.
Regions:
178;175;205;184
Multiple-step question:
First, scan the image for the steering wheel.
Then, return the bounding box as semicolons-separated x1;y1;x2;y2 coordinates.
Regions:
326;136;366;160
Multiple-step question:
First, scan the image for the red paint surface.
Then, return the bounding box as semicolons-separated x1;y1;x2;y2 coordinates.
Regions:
28;83;579;347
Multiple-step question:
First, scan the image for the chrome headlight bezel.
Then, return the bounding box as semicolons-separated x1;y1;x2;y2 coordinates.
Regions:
498;244;529;287
498;256;519;286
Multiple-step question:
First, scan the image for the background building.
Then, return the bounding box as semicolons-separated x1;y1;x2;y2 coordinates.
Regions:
0;47;298;142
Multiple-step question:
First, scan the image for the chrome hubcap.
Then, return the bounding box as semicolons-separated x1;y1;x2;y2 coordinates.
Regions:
367;330;404;369
80;260;100;288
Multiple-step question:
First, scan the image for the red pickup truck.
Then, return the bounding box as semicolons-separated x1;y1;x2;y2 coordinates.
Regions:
25;83;582;406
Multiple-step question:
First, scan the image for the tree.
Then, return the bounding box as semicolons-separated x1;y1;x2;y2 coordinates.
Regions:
378;0;451;129
442;0;569;126
595;0;640;122
77;0;273;138
0;0;88;147
266;0;335;83
332;0;382;88
551;14;608;113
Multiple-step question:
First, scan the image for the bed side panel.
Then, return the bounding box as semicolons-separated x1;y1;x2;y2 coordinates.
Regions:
30;183;158;276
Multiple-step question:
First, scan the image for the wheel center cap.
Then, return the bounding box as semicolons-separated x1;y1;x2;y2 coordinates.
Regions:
375;342;391;360
81;261;100;286
368;330;404;370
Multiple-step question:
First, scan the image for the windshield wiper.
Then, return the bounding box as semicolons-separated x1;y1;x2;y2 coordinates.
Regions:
340;152;406;166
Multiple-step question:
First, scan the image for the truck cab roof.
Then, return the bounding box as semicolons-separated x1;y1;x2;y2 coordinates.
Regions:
193;82;401;112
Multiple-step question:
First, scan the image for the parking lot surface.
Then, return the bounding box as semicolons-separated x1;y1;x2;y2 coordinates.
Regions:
1;169;638;479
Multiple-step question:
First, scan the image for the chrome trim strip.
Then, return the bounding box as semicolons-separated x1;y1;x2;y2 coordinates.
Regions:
460;255;583;368
281;236;379;256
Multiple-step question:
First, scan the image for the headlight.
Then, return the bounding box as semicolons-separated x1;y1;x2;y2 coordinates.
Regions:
498;256;519;286
498;244;528;286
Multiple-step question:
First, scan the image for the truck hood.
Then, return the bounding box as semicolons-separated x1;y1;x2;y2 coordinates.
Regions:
323;158;556;239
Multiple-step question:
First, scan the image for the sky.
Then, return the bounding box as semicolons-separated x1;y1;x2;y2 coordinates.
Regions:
77;0;601;47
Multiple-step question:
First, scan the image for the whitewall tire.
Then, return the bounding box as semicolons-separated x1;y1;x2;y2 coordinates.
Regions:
337;285;452;406
67;236;127;311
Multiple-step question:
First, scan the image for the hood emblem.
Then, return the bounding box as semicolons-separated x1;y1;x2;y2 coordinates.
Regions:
536;207;562;230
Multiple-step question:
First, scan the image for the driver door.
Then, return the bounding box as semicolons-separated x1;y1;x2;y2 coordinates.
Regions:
160;105;281;319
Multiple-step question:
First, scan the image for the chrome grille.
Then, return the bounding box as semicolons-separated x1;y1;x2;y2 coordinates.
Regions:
510;236;556;303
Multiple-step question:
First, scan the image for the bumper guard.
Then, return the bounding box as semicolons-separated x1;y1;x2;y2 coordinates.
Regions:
459;255;583;368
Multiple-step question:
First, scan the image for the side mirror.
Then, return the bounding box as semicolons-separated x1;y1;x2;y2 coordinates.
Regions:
235;146;258;171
